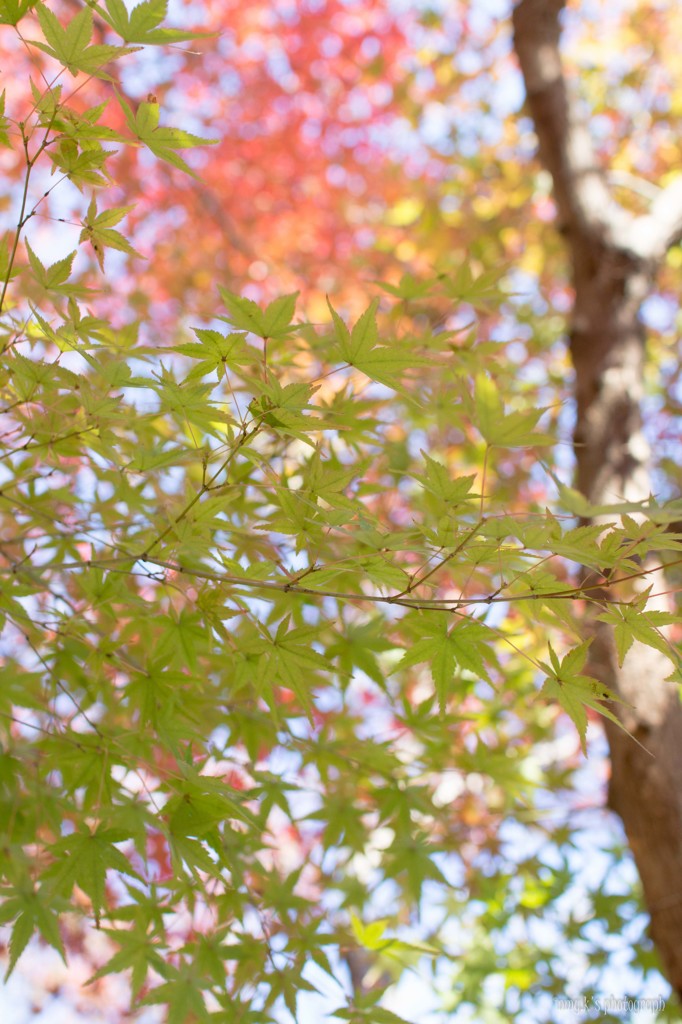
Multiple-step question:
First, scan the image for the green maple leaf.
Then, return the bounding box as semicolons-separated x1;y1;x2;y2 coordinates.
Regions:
397;621;493;713
25;241;77;293
0;884;66;977
177;328;253;380
262;292;300;336
32;3;137;77
475;373;552;447
101;0;214;44
79;198;142;270
117;92;218;178
87;928;169;997
0;0;36;25
142;971;210;1024
329;298;379;362
598;595;678;667
327;298;430;390
219;288;268;333
540;641;626;755
218;288;301;338
49;826;140;921
419;451;477;506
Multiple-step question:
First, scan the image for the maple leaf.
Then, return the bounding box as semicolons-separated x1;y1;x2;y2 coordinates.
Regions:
79;198;143;270
540;642;627;755
101;0;214;44
117;92;218;179
31;3;137;77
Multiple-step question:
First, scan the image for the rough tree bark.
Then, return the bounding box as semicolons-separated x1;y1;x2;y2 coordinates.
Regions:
512;0;682;1000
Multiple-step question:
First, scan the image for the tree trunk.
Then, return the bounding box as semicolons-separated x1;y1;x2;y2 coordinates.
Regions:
513;0;682;1000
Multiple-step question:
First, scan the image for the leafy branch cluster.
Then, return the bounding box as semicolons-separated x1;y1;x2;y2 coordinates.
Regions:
0;2;680;1021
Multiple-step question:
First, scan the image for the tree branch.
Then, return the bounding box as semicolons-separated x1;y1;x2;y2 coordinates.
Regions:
632;177;682;259
512;0;632;251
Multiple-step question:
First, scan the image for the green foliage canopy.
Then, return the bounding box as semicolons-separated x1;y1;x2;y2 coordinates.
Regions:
0;2;681;1020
